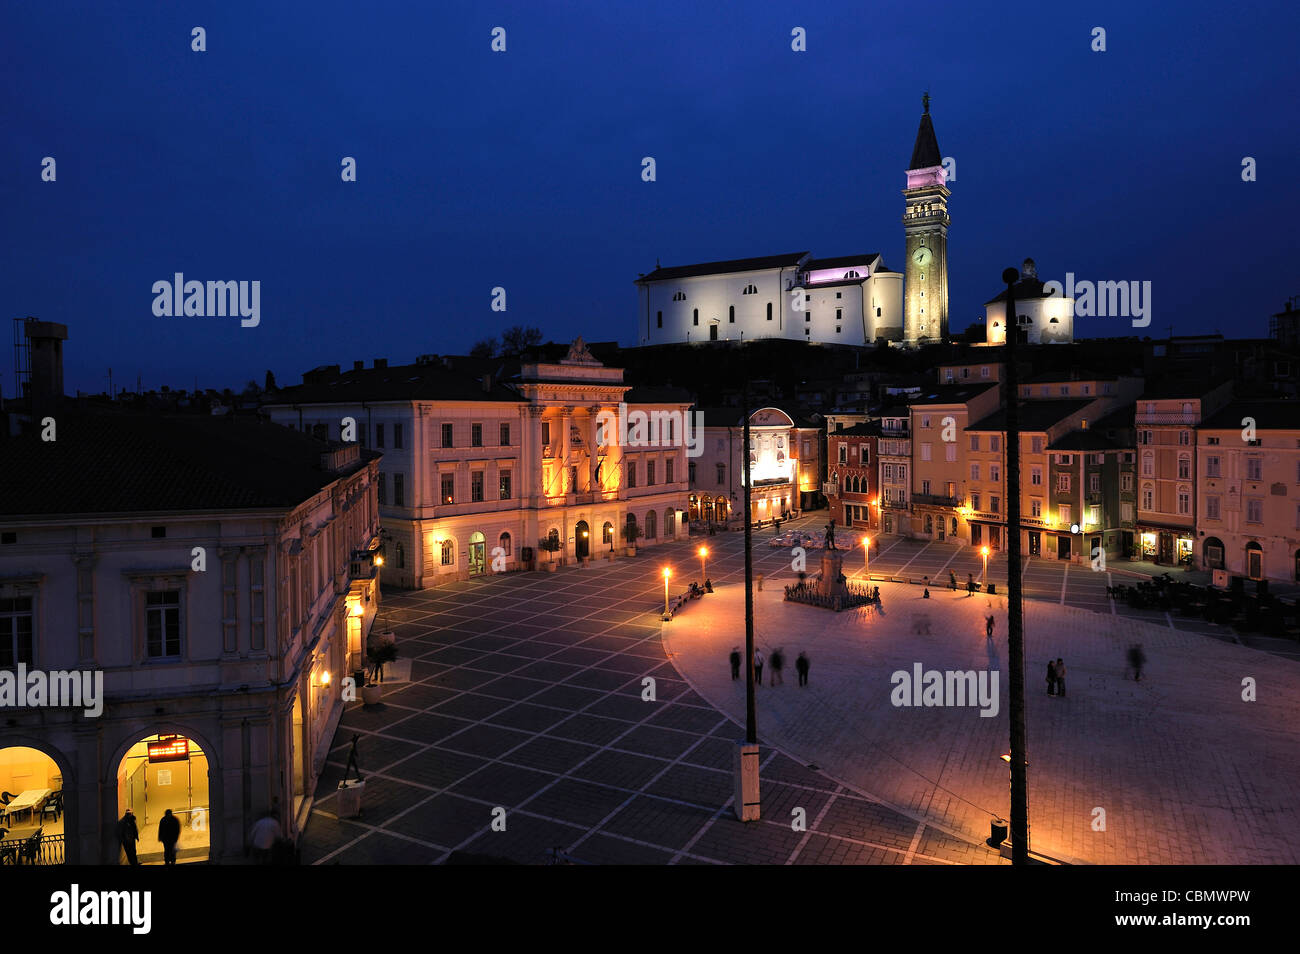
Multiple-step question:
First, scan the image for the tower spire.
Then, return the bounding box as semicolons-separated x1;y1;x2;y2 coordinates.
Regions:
922;90;930;113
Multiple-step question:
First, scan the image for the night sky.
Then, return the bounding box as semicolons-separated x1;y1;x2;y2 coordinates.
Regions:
4;0;1297;395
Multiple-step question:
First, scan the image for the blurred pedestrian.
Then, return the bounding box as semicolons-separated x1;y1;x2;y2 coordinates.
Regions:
986;615;995;639
1127;643;1146;682
949;570;957;591
795;652;809;687
249;811;283;864
158;808;181;865
1055;658;1067;696
729;646;741;680
1046;660;1057;696
966;573;975;597
116;809;140;865
770;648;784;685
754;648;764;687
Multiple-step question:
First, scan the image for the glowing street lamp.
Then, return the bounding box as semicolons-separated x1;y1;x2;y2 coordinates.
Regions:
981;545;990;586
698;546;709;582
862;536;871;579
662;567;672;617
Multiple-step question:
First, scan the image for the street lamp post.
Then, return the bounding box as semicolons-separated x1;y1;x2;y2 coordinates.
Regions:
698;546;708;583
862;536;871;579
1002;266;1031;866
662;567;671;617
981;545;990;586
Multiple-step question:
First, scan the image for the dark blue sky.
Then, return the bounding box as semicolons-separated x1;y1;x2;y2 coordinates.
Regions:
4;0;1297;395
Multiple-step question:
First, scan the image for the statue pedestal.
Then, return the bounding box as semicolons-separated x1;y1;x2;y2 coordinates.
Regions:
817;550;846;599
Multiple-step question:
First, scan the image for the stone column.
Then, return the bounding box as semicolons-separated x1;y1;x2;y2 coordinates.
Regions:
527;405;544;507
559;406;574;496
587;405;601;494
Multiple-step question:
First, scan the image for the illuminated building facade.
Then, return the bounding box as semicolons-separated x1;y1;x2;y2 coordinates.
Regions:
267;339;691;584
690;407;824;524
0;407;381;864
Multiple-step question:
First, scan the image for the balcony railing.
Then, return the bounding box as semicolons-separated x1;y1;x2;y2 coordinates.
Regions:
0;832;64;865
912;493;960;508
1135;413;1198;426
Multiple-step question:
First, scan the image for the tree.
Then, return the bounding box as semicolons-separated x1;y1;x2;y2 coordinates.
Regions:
469;337;498;358
500;325;543;356
264;370;278;392
242;379;260;396
622;521;642;554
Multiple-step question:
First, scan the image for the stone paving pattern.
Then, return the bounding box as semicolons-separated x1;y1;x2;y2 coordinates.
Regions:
301;516;1299;864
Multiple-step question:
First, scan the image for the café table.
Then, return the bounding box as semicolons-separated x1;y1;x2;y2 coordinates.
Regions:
2;789;51;825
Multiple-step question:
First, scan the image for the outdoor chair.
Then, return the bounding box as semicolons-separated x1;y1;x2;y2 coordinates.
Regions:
19;830;42;865
39;791;62;823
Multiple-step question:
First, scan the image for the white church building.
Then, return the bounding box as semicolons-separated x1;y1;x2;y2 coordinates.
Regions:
635;95;954;349
634;251;903;347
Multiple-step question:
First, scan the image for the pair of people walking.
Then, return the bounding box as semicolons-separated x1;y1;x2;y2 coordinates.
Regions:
117;807;181;864
1046;658;1067;696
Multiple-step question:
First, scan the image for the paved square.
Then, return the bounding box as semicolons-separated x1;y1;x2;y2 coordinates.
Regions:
301;517;1007;865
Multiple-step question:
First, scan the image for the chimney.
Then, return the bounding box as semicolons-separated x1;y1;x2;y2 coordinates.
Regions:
374;358;387;369
482;373;492;393
25;318;69;421
353;360;364;371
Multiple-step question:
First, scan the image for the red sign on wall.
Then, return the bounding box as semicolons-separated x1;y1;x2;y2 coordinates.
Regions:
147;737;190;762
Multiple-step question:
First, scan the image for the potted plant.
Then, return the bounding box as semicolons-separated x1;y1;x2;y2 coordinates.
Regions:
538;534;562;571
622;522;642;557
362;641;397;705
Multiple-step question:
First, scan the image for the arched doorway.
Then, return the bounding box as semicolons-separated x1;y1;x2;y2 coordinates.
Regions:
575;520;590;559
601;521;614;553
645;510;657;541
116;733;211;864
664;508;675;539
1204;537;1224;569
0;743;70;864
468;532;486;575
1245;541;1263;581
716;498;730;521
702;497;715;523
688;495;699;521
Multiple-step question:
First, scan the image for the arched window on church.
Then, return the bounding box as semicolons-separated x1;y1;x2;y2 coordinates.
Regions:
673;291;686;301
843;270;860;279
729;305;735;323
742;284;758;295
767;302;773;321
693;309;699;326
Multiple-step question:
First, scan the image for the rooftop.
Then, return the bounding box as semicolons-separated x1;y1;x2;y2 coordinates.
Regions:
635;252;809;283
0;411;378;518
968;399;1093;433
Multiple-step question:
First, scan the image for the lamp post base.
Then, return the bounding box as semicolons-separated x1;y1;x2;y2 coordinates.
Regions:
733;742;761;821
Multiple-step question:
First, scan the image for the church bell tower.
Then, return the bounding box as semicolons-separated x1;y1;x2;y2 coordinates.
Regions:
902;93;949;346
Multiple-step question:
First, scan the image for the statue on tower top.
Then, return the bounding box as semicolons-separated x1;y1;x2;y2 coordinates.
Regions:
922;90;930;113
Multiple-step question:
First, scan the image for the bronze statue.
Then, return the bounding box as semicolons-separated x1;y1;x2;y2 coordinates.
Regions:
825;518;837;550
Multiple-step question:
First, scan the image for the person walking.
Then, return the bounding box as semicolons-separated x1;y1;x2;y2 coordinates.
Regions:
949;570;957;591
753;648;764;687
249;811;283;864
770;648;785;685
985;614;995;639
795;651;809;687
158;808;181;865
1127;643;1146;682
1046;660;1057;696
1055;658;1067;696
116;809;140;865
729;647;741;680
966;573;975;597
